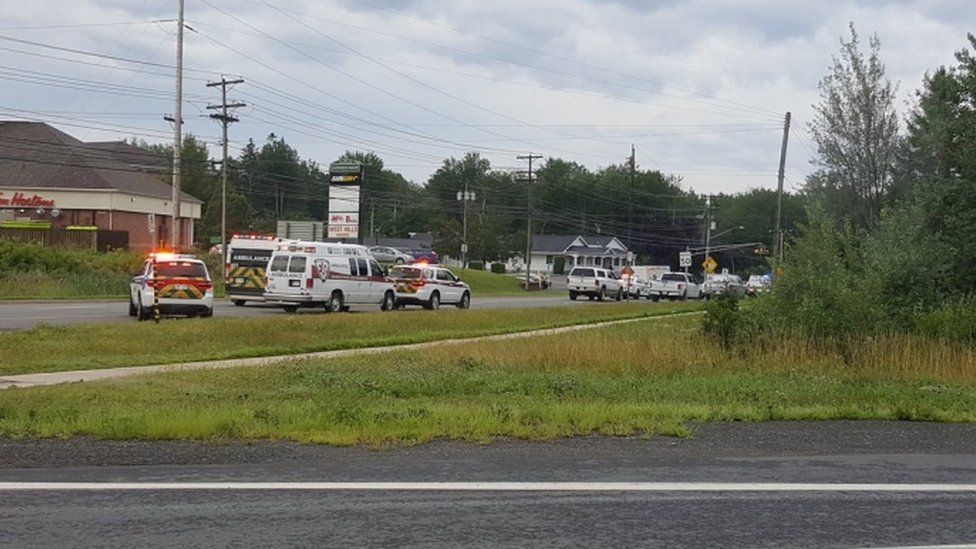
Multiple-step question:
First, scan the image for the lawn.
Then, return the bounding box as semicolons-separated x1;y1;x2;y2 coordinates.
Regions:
452;268;547;296
0;301;699;376
1;317;973;444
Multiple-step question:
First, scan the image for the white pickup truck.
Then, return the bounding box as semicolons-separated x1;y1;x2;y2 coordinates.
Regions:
648;272;702;300
567;266;624;301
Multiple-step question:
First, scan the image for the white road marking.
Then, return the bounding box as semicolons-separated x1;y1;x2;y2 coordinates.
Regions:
0;482;974;492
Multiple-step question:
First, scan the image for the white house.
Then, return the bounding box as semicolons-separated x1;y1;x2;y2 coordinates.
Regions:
529;234;631;273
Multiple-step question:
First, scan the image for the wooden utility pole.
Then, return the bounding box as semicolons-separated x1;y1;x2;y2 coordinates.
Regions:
628;144;636;247
206;77;245;267
170;0;185;250
517;153;543;291
773;111;791;261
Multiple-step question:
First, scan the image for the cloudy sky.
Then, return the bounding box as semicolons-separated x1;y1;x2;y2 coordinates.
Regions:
1;0;973;194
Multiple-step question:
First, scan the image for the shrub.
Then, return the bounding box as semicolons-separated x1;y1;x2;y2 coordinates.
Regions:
701;292;741;350
490;263;506;274
915;298;976;342
468;261;485;271
553;256;566;275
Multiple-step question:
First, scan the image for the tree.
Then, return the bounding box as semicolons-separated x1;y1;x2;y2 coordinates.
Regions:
807;23;899;228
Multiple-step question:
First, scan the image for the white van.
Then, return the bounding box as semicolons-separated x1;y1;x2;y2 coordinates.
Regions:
264;241;396;313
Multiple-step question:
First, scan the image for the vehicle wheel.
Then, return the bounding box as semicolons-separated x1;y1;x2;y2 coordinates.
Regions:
634;290;641;300
136;297;150;321
232;299;246;307
326;291;344;313
650;295;660;302
615;289;622;301
425;291;440;310
201;308;213;318
283;305;298;314
588;295;595;301
597;287;605;301
381;291;395;311
395;258;405;265
456;291;471;309
128;298;137;317
569;291;578;301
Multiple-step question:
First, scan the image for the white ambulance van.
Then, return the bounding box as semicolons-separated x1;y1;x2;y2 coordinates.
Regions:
263;241;396;313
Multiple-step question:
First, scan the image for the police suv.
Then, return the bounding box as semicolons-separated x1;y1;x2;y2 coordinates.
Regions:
389;264;471;310
264;241;396;313
129;253;215;320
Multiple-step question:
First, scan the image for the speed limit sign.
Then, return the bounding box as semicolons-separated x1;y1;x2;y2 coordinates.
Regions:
679;251;692;267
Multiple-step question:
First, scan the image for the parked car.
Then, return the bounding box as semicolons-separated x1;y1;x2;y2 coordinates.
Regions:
701;274;746;298
264;241;396;313
368;246;414;265
404;248;440;263
745;274;772;297
648;272;702;300
129;253;214;320
621;274;651;299
566;266;624;301
520;272;551;290
389;264;471;309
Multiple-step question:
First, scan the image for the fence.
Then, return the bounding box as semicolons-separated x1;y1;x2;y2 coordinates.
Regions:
0;228;99;251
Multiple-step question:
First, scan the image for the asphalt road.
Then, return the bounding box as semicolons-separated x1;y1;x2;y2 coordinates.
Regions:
1;422;975;547
0;292;613;331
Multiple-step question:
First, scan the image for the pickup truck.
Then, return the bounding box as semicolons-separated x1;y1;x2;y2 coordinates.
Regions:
648;272;702;300
567;266;624;301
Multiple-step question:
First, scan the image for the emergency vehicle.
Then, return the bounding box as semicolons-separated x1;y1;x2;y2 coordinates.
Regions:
263;241;396;313
225;235;291;306
128;253;215;320
389;264;471;310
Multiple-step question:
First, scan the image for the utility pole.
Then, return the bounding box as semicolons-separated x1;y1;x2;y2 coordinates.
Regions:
457;184;475;269
206;76;245;267
704;195;713;281
517;153;543;290
170;0;185;250
773;111;791;262
628;144;636;248
369;198;376;244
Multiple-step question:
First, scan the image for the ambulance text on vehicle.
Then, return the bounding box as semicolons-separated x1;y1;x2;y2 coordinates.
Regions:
225;235;291;306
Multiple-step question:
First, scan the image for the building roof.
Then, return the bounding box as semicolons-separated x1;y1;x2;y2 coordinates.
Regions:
0;121;201;203
564;245;628;256
533;234;628;253
84;140;170;173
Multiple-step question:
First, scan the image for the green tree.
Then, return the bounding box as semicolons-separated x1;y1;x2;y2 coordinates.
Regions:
807;23;899;228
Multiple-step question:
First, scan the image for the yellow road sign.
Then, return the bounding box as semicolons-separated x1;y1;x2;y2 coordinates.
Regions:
702;256;718;273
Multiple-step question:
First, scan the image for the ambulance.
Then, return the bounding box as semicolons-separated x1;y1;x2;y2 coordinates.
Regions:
225;235;292;306
263;241;396;313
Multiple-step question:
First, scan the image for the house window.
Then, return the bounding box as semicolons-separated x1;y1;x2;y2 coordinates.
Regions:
546;255;554;264
614;258;621;266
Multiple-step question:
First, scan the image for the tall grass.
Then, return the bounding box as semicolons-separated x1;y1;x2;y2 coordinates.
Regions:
0;318;972;444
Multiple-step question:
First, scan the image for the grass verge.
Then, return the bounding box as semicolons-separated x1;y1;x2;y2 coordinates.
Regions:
455;269;545;296
1;317;973;444
0;301;699;376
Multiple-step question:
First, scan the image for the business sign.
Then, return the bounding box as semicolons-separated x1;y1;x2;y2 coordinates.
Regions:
328;162;363;240
0;192;54;208
147;213;156;234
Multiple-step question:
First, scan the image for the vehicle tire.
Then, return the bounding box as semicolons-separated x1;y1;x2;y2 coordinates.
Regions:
597;287;605;301
569;291;578;301
136;297;149;321
425;291;440;310
381;291;395;311
456;291;471;309
615;288;622;301
395;258;405;265
326;291;344;313
232;299;246;307
588;294;595;301
128;298;137;317
201;307;213;318
283;305;298;314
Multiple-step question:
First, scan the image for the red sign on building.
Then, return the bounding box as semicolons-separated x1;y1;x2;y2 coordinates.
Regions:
0;192;55;208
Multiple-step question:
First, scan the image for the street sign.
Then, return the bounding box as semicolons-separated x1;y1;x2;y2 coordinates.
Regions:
460;243;468;253
702;256;718;273
147;213;156;234
679;251;692;267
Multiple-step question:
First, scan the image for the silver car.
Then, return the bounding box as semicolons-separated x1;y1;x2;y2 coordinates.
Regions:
368;246;414;264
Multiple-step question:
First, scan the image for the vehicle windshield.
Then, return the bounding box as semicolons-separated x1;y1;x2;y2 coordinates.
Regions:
570;268;595;277
390;266;423;279
157;262;208;278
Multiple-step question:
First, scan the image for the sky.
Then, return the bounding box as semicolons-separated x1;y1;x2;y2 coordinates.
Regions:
0;0;973;195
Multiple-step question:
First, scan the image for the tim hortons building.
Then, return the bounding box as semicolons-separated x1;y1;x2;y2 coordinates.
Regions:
0;121;202;251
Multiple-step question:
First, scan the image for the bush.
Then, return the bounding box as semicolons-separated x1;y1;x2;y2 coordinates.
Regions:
553;256;566;275
915;298;976;341
490;263;506;274
701;292;741;350
468;261;485;271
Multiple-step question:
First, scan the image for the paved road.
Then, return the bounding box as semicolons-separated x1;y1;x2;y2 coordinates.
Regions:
0;292;615;331
1;422;975;547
